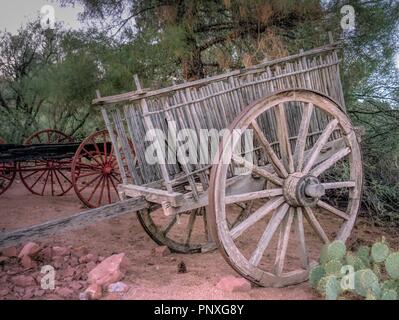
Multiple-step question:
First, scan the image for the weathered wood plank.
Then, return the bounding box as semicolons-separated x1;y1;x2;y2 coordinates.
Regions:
0;197;148;249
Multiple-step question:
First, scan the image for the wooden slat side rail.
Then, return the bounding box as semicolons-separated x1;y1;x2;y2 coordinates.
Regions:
0;197;148;249
92;43;340;106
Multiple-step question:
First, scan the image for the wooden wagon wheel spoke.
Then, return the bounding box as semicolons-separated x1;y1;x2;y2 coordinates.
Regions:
274;104;295;173
249;203;289;267
294;103;314;171
185;209;197;245
295;207;309;269
251;120;288;178
303;206;330;244
321;181;356;189
310;147;351;177
230;196;285;240
317;200;350;220
226;188;283;204
302;119;338;174
231;155;283;186
273;207;294;275
209;90;362;287
53;170;66;194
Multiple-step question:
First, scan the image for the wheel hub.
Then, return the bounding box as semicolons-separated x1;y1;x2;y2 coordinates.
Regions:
283;172;325;207
103;164;113;175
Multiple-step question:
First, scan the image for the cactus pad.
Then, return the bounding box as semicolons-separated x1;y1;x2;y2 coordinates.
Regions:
309;265;325;288
320;240;346;264
381;289;398;300
354;269;380;297
385;252;399;280
346;253;366;271
371;242;390;263
324;259;343;277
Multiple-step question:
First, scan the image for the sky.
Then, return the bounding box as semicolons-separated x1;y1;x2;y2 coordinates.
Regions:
0;0;84;33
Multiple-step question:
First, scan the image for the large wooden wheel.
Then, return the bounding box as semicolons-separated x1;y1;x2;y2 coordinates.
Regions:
19;129;74;196
137;206;215;254
0;137;16;195
209;90;362;287
71;130;126;208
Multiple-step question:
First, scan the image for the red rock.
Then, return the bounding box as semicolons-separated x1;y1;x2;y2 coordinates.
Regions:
87;253;129;287
10;275;36;288
69;281;83;291
107;281;129;293
56;287;74;298
38;247;53;261
52;246;70;257
61;266;75;278
18;242;40;258
34;289;45;297
2;246;18;257
69;256;79;267
153;246;171;257
0;288;9;296
20;255;37;269
22;287;35;299
216;276;251;292
71;246;88;258
84;283;102;300
79;253;97;264
102;293;120;300
86;261;97;272
0;256;9;264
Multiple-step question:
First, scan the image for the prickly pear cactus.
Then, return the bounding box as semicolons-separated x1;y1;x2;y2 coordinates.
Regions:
346;253;365;271
385;252;399;280
320;240;346;264
309;265;325;288
310;238;399;300
381;289;398;300
324;259;343;277
371;241;390;263
354;269;380;298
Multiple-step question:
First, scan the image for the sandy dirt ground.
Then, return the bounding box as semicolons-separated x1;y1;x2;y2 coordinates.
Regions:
1;181;398;300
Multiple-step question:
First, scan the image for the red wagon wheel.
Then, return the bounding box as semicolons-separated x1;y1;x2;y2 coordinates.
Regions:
0;137;16;195
71;130;127;208
19;129;75;196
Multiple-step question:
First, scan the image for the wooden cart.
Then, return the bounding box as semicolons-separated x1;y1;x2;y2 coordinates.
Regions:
91;39;362;287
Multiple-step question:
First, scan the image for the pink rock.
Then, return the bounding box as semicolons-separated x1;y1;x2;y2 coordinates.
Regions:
216;276;251;292
107;281;129;293
22;287;35;299
10;275;36;288
88;253;129;287
86;261;97;272
69;281;83;291
38;247;53;261
0;256;9;264
34;289;45;297
52;246;70;257
18;242;40;258
56;287;74;298
153;246;171;257
0;288;9;296
71;246;88;258
69;256;79;267
61;266;76;278
20;255;37;269
2;246;18;257
84;283;102;300
79;253;97;264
